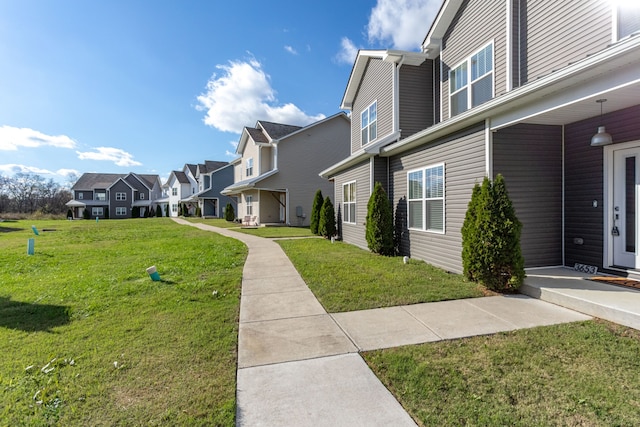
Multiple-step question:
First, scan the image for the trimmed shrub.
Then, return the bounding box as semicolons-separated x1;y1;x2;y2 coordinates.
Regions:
83;208;90;220
225;203;235;221
461;174;524;292
164;205;168;217
196;206;202;217
318;196;336;238
132;206;140;218
156;205;162;217
310;189;324;235
66;209;73;220
366;182;394;255
104;207;109;219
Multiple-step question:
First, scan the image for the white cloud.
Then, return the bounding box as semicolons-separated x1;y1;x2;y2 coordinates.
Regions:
284;45;298;55
76;147;142;167
0;126;77;151
335;37;360;65
196;58;325;134
225;150;236;157
0;164;54;175
56;168;80;177
367;0;439;50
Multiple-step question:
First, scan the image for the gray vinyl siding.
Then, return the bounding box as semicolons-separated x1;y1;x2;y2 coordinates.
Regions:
109;180;132;219
334;160;370;249
75;190;92;200
522;0;610;84
493;124;563;267
388;123;486;273
565;104;640;269
260;115;350;227
399;61;433;138
351;59;394;154
211;166;236;215
441;0;506;118
373;156;388;193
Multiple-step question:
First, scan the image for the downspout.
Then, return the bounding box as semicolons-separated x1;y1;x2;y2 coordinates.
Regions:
562;125;565;266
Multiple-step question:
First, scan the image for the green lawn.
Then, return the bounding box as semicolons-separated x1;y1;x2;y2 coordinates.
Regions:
0;218;246;426
365;320;640;426
184;217;240;229
277;238;485;312
186;217;314;238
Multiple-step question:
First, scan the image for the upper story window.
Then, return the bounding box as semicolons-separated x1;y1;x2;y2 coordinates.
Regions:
140;193;145;200
342;181;356;224
450;43;493;117
246;158;254;177
172;188;178;196
77;192;83;200
116;192;126;201
94;192;106;201
408;164;445;233
361;101;377;146
617;3;640;40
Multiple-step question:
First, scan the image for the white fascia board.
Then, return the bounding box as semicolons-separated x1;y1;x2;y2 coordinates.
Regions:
421;0;464;57
319;150;373;179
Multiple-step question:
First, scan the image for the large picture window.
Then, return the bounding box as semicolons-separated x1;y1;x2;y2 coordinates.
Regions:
92;207;104;217
450;43;493;116
94;192;106;201
407;164;444;233
361;101;377;146
342;181;356;224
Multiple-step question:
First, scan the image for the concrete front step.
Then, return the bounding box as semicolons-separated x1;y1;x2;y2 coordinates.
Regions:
521;268;640;330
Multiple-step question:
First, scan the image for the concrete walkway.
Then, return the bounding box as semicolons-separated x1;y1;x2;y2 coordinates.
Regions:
172;219;591;426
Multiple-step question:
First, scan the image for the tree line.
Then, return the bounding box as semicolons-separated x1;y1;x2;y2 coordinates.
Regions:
0;173;73;215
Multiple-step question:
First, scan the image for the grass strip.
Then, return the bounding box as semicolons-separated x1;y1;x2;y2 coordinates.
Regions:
277;238;485;312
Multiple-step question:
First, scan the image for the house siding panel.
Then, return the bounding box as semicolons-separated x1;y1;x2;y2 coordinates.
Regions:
399;61;433;138
109;180;132;219
389;123;486;273
334;160;370;249
493;124;563;267
373;156;388;193
351;59;394;153
441;0;506;118
522;0;610;84
565;105;640;269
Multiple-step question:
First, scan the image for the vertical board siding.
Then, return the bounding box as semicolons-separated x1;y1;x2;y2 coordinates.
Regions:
334;160;371;249
441;0;506;119
565;105;640;269
389;123;486;273
522;0;610;84
399;61;433;138
351;59;394;154
493;124;563;267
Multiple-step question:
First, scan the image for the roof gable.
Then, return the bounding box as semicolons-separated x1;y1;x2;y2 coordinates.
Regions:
71;173;125;190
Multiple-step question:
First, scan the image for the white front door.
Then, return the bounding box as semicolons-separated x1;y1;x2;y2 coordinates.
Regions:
612;147;640;268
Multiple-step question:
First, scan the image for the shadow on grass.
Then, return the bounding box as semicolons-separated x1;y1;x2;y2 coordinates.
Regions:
0;296;71;332
0;226;22;233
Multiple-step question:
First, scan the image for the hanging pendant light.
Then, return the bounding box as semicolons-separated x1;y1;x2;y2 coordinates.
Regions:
590;99;613;147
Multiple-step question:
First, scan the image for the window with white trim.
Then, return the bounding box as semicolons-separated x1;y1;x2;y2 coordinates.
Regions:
360;101;377;146
78;192;83;200
342;181;356;224
116;192;126;201
617;3;640;40
116;207;127;216
450;43;493;116
246;195;253;215
140;193;145;200
246;158;254;177
171;204;178;213
408;164;444;232
172;188;178;196
92;207;104;216
94;192;106;201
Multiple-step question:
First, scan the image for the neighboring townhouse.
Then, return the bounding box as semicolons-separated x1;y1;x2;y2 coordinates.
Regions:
322;0;640;275
193;160;235;217
222;113;350;226
165;166;197;217
66;172;163;219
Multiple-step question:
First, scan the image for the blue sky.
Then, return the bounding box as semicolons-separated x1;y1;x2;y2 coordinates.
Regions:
0;0;440;185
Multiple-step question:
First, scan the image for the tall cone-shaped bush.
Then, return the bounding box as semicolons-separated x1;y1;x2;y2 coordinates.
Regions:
366;182;394;255
310;189;324;235
318;196;336;238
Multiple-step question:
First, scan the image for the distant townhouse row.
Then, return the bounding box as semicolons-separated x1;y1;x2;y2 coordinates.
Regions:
66;113;350;223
